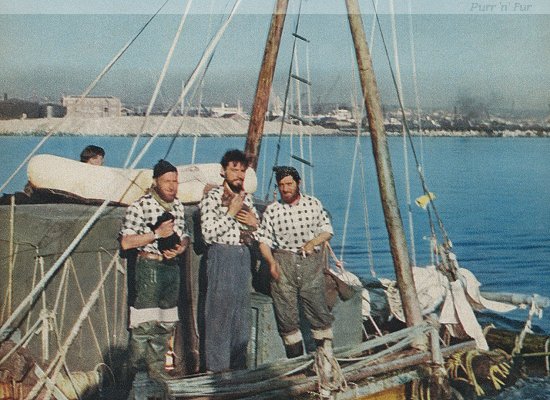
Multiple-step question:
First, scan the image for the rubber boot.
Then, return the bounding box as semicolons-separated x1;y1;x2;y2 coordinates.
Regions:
129;325;151;375
147;322;176;379
284;341;304;359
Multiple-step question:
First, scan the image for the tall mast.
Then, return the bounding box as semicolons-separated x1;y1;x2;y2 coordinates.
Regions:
345;0;423;328
244;0;289;170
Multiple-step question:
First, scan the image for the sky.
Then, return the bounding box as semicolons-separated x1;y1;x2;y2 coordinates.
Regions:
1;0;549;114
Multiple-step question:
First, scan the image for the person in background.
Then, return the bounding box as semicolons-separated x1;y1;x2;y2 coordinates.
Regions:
80;145;105;166
199;149;259;373
258;166;334;359
119;159;189;378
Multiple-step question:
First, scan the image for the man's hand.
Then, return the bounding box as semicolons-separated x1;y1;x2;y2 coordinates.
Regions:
227;193;245;217
299;232;332;257
269;260;281;281
162;237;189;259
155;219;175;238
236;209;258;229
299;240;316;257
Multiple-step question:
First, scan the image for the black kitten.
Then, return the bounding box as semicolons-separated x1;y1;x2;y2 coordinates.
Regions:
147;211;181;251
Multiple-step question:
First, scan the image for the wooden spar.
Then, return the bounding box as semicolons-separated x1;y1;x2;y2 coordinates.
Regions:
244;0;289;170
344;0;423;328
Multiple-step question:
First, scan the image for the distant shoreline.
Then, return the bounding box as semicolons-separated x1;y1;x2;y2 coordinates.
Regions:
0;116;548;138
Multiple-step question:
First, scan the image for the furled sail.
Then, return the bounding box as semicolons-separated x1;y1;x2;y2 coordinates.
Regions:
27;154;257;205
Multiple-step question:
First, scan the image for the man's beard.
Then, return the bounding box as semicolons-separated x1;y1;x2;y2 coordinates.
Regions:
282;187;300;204
226;180;243;193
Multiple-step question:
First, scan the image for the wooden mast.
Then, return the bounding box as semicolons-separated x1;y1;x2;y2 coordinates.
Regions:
345;0;423;328
244;0;289;170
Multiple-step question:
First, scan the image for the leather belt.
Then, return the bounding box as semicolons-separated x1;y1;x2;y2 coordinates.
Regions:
273;248;320;257
138;251;164;261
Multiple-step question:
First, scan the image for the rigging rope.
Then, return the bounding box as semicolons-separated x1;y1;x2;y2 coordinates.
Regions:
357;145;377;277
338;46;377;277
24;254;118;400
127;0;242;168
0;2;168;194
266;0;304;199
340;119;360;264
125;0;194;167
389;0;417;266
313;345;348;396
407;0;425;168
0;0;242;342
163;53;216;161
370;0;451;246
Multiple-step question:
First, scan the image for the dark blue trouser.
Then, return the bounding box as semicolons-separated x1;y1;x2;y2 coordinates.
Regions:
205;243;251;372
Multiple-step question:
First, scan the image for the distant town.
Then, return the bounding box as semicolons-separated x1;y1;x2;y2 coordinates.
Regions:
1;93;549;137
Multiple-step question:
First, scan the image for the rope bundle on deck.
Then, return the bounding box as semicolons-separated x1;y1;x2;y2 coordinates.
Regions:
445;348;516;397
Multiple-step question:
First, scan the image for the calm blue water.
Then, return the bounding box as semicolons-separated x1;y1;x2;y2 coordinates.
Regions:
1;135;549;326
1;134;550;396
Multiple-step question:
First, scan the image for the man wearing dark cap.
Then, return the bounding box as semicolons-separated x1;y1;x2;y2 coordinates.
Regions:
258;166;334;360
120;159;189;378
199;149;259;372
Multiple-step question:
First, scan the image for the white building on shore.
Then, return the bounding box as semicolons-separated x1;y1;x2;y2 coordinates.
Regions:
209;101;247;119
62;96;122;118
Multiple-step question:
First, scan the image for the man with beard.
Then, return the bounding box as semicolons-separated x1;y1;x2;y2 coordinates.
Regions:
120;159;189;378
199;149;259;372
258;166;334;359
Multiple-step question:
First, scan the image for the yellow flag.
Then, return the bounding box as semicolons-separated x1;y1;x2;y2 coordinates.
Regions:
415;192;436;209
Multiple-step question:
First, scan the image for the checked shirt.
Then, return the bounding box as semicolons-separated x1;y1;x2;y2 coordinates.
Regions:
199;186;259;245
120;193;188;255
258;194;333;252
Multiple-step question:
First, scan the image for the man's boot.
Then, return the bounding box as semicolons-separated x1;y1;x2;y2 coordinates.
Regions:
148;322;176;379
129;324;151;375
284;341;304;359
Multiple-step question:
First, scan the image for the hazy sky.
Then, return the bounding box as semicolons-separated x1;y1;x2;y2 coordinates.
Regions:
1;0;549;113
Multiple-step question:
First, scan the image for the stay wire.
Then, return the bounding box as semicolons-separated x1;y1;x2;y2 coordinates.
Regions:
129;0;242;169
125;0;194;168
388;0;417;266
266;0;304;200
370;0;450;244
0;1;167;193
407;0;425;168
0;0;243;343
162;53;216;160
166;1;218;162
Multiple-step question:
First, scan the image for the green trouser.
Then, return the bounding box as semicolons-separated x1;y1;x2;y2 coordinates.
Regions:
270;250;334;341
130;257;180;375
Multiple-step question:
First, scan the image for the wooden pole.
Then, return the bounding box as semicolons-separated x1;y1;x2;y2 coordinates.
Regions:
345;0;423;328
244;0;289;170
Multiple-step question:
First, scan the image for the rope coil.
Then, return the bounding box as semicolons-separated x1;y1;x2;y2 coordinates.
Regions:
313;343;347;397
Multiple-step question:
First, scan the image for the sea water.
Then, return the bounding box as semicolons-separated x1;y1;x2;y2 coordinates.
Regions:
1;134;550;397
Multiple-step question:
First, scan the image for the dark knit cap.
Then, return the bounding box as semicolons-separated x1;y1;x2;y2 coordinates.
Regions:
274;166;301;183
153;159;177;178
